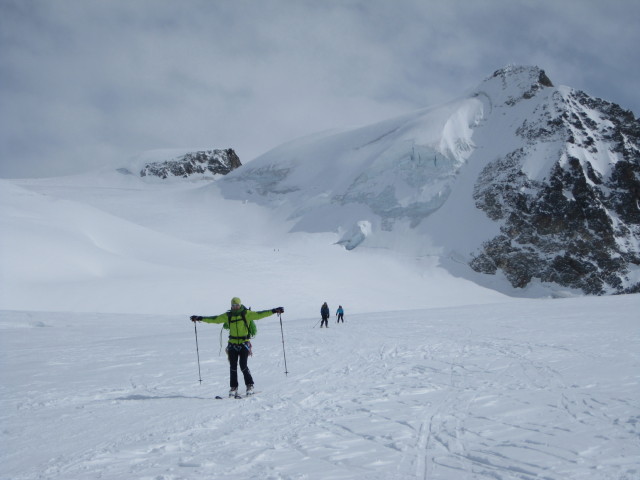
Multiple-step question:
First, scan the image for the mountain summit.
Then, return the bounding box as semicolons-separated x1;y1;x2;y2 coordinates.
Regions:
468;66;640;294
220;65;640;295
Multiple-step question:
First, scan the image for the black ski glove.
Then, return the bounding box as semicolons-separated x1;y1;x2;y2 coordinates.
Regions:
190;315;203;322
272;307;284;314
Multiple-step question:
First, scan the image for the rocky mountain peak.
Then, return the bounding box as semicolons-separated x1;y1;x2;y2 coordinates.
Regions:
470;70;640;295
479;65;554;106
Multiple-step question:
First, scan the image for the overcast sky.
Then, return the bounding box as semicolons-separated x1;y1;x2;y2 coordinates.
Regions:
1;0;638;178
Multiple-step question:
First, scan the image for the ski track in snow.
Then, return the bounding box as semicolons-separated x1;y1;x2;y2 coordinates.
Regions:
2;296;639;480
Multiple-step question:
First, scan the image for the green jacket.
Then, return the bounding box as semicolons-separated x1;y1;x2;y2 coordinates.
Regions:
201;305;275;344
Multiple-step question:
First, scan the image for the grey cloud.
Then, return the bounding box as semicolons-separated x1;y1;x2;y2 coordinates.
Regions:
1;0;638;178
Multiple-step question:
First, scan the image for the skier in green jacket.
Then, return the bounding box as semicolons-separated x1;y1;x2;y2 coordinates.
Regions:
191;297;284;397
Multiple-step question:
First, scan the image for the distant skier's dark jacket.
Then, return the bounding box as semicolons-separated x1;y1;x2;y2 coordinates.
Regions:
200;306;274;344
321;305;330;318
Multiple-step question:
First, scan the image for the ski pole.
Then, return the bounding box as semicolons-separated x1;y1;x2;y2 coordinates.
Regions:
278;313;289;375
193;321;203;384
313;318;321;328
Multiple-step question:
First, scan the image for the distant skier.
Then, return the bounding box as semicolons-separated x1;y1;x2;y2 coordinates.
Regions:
191;297;284;397
320;302;330;328
336;305;345;323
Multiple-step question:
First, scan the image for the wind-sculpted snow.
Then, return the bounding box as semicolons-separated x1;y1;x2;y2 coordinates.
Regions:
2;295;639;479
219;98;483;238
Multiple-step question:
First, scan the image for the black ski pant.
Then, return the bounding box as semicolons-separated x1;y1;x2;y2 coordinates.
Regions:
337;314;344;323
321;316;329;327
227;343;254;388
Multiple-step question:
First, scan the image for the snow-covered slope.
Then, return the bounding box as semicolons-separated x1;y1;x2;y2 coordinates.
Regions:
218;96;484;251
218;65;640;295
2;295;638;480
3;65;638;310
0;171;505;316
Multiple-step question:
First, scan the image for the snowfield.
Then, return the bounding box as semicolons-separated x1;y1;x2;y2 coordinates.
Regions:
1;295;638;480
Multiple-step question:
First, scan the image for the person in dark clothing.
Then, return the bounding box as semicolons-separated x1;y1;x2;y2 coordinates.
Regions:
191;297;284;397
336;305;344;323
320;302;330;328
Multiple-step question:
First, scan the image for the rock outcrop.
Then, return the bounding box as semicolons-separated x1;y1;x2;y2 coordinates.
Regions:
470;67;640;294
140;149;241;179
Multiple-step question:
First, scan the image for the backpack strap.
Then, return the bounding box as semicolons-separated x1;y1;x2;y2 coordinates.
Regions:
227;308;252;341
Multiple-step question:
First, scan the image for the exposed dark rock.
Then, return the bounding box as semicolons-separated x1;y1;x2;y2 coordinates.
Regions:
140;149;242;179
472;74;640;295
537;70;554;88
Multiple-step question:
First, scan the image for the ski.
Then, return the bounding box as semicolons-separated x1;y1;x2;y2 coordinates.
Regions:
215;391;259;400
